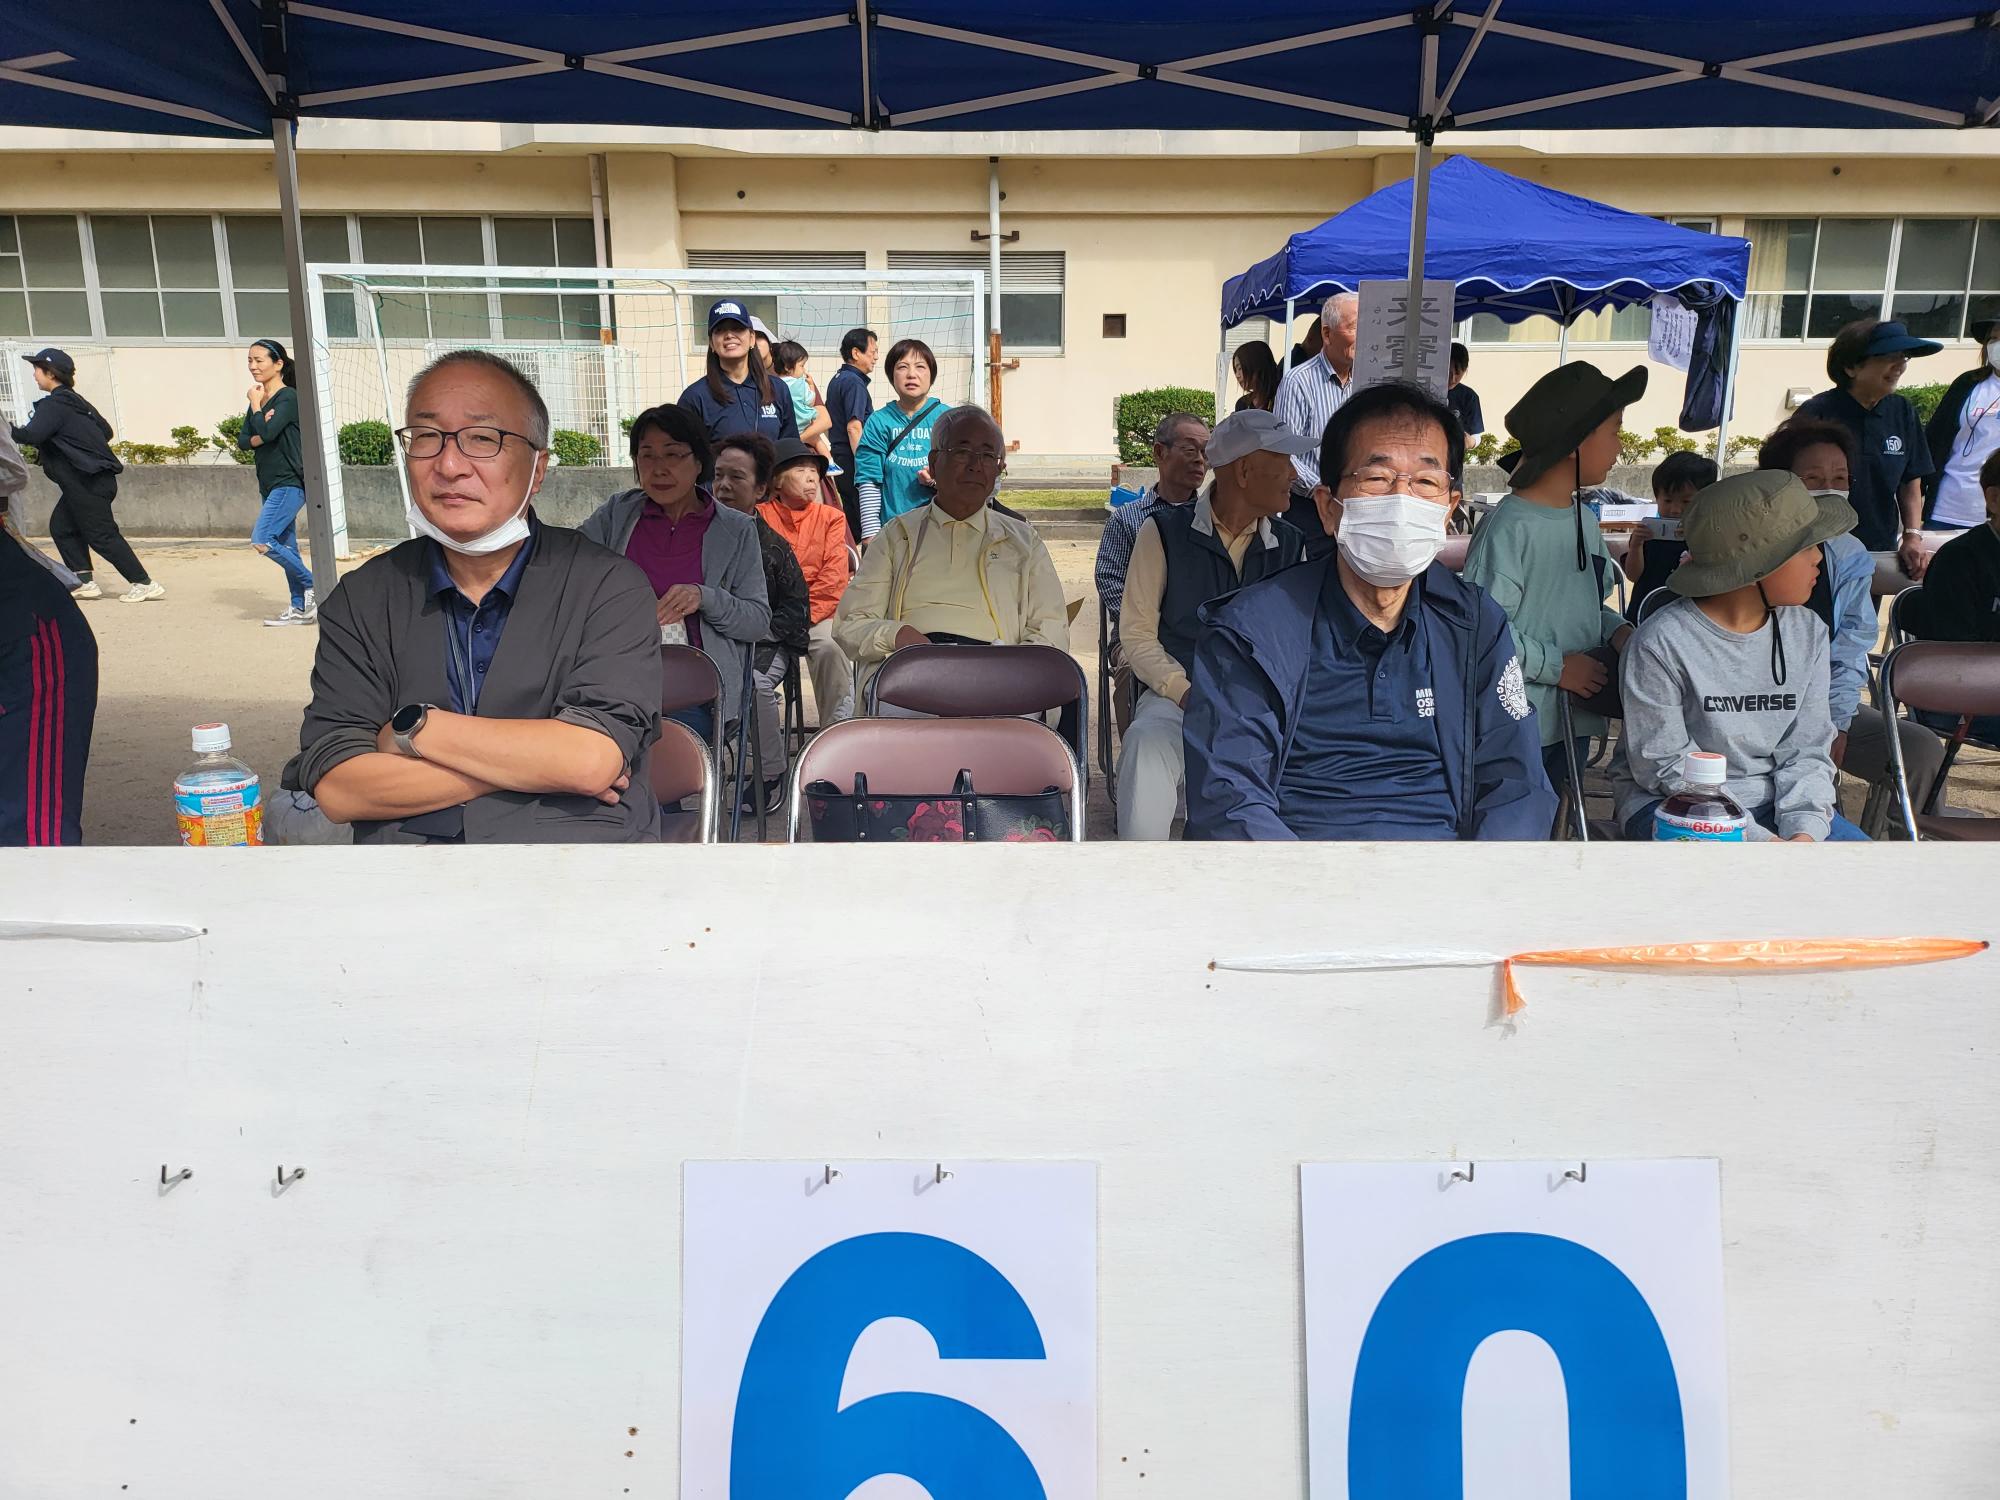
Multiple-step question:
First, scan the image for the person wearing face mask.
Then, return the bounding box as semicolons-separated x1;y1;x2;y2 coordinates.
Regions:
1797;318;1940;574
1182;382;1555;842
1610;470;1866;841
1114;410;1305;839
295;350;664;844
1922;316;2000;533
1756;418;1945;828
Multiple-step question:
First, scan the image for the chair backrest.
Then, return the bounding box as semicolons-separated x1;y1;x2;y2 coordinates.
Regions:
659;644;722;716
648;718;717;844
1437;534;1471;574
789;717;1082;841
1634;586;1675;626
1880;640;2000;720
846;543;863;575
869;643;1086;720
1888;585;1923;648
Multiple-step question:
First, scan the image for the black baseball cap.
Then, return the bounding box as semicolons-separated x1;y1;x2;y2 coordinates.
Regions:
707;299;751;332
22;347;74;381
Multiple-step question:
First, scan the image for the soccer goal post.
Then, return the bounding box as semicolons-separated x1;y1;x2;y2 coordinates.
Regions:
303;264;987;551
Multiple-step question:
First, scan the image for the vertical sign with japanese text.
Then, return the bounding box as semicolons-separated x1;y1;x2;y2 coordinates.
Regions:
1354;279;1456;398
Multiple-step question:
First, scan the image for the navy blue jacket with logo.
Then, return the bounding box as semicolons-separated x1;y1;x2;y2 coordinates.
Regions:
1182;556;1555;840
676;371;800;446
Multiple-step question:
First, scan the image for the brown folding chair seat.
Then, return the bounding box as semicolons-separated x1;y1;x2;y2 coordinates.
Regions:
649;719;717;843
1879;639;2000;842
787;717;1082;843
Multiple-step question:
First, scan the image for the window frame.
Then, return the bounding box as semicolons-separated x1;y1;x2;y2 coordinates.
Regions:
1741;215;1992;348
885;250;1066;357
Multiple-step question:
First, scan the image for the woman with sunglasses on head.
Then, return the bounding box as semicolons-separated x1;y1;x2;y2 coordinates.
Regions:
237;337;315;626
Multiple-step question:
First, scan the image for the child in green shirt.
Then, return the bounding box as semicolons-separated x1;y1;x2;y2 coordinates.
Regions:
1463;361;1646;791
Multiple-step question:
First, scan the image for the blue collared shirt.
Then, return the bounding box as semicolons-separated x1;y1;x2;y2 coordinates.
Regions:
428;520;537;716
1276;565;1459;840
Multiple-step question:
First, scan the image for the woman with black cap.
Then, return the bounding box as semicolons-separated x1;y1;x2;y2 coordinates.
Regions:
1796;317;1940;574
1923;315;2000;533
236;337;315;626
8;347;160;603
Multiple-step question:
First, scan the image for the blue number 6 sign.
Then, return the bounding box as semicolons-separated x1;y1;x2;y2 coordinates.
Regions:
730;1231;1050;1500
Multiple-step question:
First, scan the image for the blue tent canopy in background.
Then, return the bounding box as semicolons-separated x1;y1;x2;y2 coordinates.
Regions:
1221;157;1749;331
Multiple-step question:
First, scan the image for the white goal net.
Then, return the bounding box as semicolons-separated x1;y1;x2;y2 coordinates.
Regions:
304;265;986;549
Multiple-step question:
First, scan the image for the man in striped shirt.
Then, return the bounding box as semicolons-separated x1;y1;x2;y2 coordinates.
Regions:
1274;291;1358;546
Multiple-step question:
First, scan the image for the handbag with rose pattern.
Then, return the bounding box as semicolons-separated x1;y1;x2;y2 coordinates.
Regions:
805;770;1068;843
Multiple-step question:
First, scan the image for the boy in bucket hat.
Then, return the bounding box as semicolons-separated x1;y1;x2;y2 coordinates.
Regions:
1463;359;1645;789
1610;470;1868;841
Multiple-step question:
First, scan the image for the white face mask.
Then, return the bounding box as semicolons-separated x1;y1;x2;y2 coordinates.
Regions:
1809;487;1850;504
1335;492;1449;586
1987;339;2000;374
406;460;540;556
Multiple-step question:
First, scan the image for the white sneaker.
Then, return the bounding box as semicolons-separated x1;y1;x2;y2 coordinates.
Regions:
70;579;102;600
264;603;316;627
119;581;166;603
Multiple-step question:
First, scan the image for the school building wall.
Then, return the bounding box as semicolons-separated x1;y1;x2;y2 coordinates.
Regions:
0;124;1995;469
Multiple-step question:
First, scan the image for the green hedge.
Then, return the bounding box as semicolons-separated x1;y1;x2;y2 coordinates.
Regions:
1115;386;1217;465
213;414;255;465
338;419;396;466
550;428;603;468
1901;381;1948;426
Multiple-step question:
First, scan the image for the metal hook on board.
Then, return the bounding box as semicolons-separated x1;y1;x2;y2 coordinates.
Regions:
1448;1161;1475;1185
1563;1162;1588;1185
823;1165;841;1186
160;1165;192;1188
934;1164;954;1185
276;1165;307;1191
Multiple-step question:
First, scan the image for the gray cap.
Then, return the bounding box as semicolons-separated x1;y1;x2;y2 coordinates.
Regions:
1205;408;1317;469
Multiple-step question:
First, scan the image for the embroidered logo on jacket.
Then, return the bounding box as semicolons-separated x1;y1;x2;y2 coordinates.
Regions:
1497;656;1530;721
1885;435;1904;454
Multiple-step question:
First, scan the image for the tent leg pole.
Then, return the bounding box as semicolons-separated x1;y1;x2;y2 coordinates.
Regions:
1282;297;1296;375
1557;320;1569;368
275;120;347;574
1401;134;1433;385
1714;319;1743;466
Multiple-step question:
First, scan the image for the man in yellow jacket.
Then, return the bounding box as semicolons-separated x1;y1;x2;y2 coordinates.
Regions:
834;406;1069;694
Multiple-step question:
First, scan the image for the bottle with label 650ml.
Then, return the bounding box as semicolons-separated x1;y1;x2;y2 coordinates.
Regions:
1653;750;1750;841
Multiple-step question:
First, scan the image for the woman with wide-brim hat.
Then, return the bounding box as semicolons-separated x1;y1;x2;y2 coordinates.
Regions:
1610;469;1868;842
1463;358;1646;792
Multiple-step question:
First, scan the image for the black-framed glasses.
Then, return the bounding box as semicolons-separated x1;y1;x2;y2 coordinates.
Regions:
395;425;539;460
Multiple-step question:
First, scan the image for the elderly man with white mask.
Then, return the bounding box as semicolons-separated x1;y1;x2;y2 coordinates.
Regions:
1115;410;1306;839
1184;381;1555;841
296;350;663;843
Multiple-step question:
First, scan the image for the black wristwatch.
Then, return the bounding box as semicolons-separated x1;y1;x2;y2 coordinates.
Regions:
390;702;435;758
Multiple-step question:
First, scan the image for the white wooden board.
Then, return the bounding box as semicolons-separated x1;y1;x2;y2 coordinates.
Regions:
0;844;1995;1497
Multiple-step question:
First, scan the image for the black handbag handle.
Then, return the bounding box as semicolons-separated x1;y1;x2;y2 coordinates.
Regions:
851;771;870;840
954;768;975;842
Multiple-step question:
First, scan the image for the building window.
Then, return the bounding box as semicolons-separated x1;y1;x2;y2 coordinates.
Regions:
887;251;1066;355
1464;217;1714;348
223;214;356;339
0;215;91;337
493;217;603;341
1102;313;1127;338
682;251;869;356
89;215;226;338
1745;217;2000;342
358;216;487;341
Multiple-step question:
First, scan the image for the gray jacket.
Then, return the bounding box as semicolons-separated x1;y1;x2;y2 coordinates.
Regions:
578;488;771;726
297;524;663;844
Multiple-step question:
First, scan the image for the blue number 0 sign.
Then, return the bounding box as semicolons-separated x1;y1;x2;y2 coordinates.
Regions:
1348;1232;1688;1500
731;1231;1050;1500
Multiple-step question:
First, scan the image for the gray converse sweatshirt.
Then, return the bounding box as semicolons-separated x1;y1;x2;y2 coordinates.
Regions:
1610;595;1837;840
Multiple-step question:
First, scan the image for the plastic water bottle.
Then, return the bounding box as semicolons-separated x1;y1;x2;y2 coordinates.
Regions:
1652;750;1751;842
174;723;263;847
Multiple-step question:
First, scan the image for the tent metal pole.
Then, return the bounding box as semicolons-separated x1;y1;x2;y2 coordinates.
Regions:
1400;21;1441;385
1282;297;1296;374
274;118;347;577
1713;315;1743;466
1557;319;1569;367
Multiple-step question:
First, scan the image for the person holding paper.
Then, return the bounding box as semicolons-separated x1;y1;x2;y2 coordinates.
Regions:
1621;450;1716;621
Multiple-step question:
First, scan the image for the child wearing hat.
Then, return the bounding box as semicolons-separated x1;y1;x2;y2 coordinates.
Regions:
1463;360;1646;787
1610;470;1869;841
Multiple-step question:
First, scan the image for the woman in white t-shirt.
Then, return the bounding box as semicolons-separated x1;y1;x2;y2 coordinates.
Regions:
1924;315;2000;529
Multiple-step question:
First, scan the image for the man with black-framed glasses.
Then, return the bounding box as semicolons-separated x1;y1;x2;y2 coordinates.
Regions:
292;349;664;843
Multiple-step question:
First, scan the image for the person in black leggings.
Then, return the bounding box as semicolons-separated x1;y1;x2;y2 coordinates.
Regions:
8;348;160;603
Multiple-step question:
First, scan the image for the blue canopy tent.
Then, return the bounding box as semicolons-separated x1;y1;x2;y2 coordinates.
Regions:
1221;155;1753;440
0;1;1993;581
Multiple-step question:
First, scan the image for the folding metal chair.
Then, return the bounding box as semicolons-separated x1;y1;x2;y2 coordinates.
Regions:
866;642;1091;781
1880;640;2000;842
788;716;1084;843
648;719;717;844
1553;692;1592;841
1096;597;1118;801
781;652;808;761
659;642;725;825
1437;534;1471;574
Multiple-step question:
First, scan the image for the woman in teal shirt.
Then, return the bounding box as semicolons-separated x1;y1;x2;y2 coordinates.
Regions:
853;338;948;540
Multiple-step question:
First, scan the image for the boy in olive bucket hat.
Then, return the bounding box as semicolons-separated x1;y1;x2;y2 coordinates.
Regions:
1463;360;1646;792
1610;470;1869;841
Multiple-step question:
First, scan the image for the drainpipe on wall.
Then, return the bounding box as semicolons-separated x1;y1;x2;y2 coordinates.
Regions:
589;153;613;345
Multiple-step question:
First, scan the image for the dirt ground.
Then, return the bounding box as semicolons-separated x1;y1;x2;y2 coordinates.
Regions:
55;536;1114;846
46;534;2000;846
